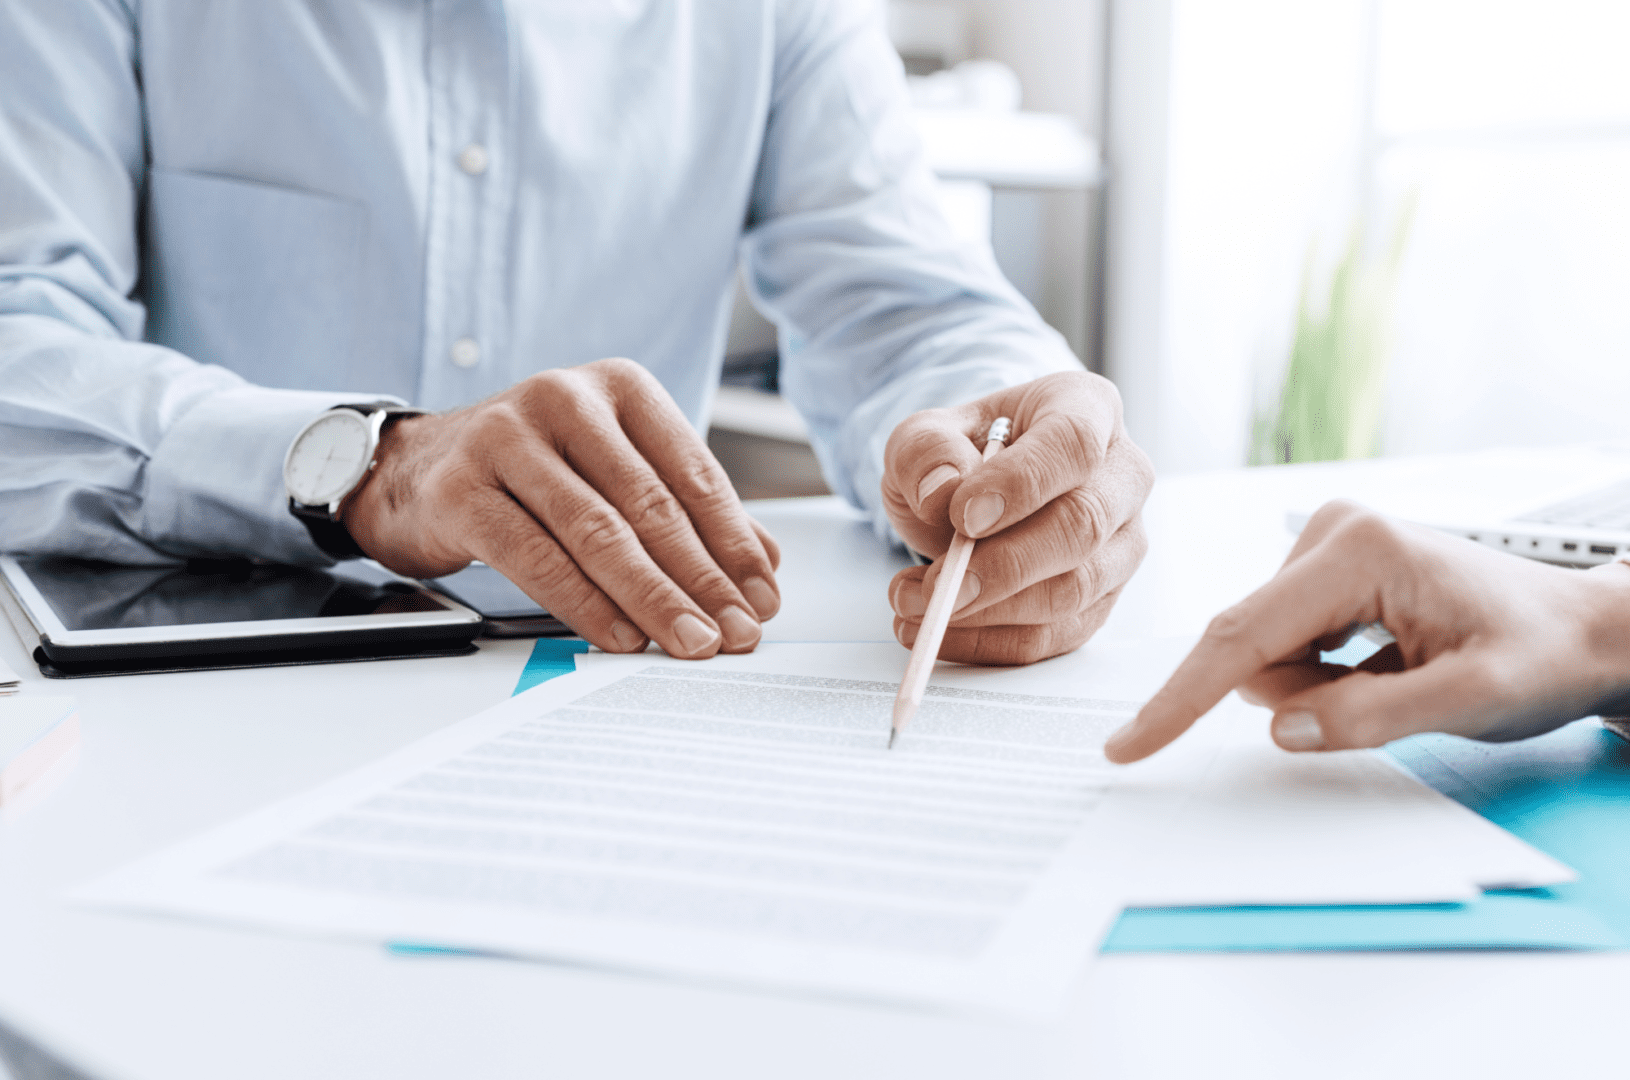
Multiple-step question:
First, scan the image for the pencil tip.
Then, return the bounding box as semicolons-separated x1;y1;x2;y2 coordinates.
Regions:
887;729;897;750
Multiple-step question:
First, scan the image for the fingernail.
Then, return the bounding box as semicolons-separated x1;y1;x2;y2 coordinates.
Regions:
671;613;719;656
716;605;761;651
952;571;981;613
1273;711;1326;752
609;620;645;652
917;464;960;504
742;576;779;619
897;585;927;619
963;493;1005;537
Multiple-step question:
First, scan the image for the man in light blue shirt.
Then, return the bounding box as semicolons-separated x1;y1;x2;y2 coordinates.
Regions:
0;0;1152;664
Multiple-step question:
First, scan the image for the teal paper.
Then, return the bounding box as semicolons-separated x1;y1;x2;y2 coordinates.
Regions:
512;638;589;696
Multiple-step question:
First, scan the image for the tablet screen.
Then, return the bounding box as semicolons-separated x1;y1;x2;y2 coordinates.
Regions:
16;557;451;631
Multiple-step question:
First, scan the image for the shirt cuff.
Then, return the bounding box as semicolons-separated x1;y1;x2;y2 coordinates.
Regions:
142;385;403;565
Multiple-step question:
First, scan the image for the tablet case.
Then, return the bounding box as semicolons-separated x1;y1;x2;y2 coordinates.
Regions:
32;639;478;679
0;562;480;679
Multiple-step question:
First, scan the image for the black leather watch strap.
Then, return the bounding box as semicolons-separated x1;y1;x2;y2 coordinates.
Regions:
290;504;367;559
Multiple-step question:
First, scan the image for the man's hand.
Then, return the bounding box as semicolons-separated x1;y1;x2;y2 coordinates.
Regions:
881;370;1153;665
341;358;781;658
1105;500;1630;763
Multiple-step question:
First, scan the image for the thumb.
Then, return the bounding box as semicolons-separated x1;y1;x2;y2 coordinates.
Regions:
1268;650;1498;752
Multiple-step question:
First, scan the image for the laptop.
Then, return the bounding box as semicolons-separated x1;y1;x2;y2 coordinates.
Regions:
1430;476;1630;566
1287;446;1630;568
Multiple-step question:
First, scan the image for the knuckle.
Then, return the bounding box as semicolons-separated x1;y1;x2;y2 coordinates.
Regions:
978;542;1031;599
1057;486;1116;549
1064;561;1100;612
1309;498;1370;536
1055;412;1102;466
568;502;638;562
687;564;739;603
469;401;527;443
1039;567;1086;620
965;623;1062;666
1329;506;1403;558
506;539;596;614
517;368;571;406
1007;633;1051;665
888;409;956;461
1123;516;1151;566
1122;439;1156;495
670;450;733;503
1045;613;1092;658
517;369;597;428
622;477;688;539
595;356;656;397
598;356;644;380
1085;369;1125;414
1205;605;1264;661
710;529;768;573
529;553;584;604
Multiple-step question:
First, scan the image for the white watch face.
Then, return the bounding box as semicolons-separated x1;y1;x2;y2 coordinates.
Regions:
285;410;373;507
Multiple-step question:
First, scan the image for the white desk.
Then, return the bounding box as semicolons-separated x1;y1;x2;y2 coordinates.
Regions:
3;448;1628;1080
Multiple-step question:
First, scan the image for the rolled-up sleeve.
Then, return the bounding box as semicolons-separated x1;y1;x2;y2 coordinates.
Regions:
742;0;1081;538
0;0;356;565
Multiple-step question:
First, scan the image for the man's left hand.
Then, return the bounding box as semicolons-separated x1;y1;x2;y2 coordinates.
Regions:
881;370;1153;665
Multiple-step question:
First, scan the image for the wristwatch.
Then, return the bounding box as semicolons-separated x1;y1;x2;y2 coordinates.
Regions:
283;402;427;558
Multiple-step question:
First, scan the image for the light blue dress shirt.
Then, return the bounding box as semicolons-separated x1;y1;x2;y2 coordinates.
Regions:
0;0;1078;566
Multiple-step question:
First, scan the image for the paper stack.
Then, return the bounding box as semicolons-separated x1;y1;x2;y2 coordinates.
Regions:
72;641;1573;1017
1;696;79;806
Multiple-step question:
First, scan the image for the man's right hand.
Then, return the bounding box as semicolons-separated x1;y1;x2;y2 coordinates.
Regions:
341;357;781;658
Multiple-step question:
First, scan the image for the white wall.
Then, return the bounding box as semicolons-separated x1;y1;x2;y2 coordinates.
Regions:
1107;0;1630;473
1374;0;1630;457
1104;0;1371;473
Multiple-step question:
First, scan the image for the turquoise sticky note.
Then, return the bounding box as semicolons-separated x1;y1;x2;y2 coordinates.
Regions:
512;638;589;696
1105;720;1630;953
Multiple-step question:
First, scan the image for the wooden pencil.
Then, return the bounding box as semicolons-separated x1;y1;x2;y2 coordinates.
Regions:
890;416;1011;748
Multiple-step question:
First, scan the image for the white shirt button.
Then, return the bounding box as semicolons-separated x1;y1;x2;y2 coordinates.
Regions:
449;337;481;368
457;143;489;176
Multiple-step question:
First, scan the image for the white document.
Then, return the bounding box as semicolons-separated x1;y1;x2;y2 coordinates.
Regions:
73;643;1157;1017
72;639;1574;1016
0;653;19;696
1111;705;1575;907
578;645;1575;907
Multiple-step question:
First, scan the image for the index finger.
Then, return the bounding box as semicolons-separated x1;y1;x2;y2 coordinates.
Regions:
1102;535;1380;763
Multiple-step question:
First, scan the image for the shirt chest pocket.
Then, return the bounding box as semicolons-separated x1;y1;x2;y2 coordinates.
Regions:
142;170;366;390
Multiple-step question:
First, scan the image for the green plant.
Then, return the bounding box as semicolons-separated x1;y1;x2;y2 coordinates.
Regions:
1250;200;1416;466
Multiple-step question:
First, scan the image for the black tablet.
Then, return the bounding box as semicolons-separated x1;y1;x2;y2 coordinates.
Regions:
0;555;483;678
